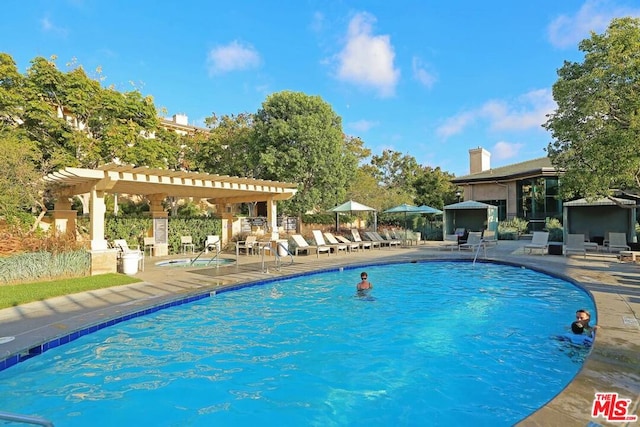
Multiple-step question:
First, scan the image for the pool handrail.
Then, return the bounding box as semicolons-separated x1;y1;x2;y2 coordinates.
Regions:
261;241;294;273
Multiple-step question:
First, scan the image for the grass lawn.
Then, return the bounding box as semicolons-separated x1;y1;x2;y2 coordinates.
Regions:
0;274;142;309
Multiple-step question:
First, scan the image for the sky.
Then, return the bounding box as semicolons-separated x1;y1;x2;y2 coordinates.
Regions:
3;0;640;176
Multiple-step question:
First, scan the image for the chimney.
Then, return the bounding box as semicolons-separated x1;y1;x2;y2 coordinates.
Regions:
469;147;490;174
173;114;188;125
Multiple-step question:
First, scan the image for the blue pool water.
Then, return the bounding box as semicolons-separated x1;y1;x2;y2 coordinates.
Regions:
0;262;595;426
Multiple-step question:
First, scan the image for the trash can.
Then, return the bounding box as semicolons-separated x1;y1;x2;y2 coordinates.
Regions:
277;239;289;256
548;242;563;256
121;253;140;275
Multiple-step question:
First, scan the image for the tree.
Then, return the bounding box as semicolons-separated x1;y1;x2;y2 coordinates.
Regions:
370;150;421;204
0;131;44;221
413;166;459;208
544;17;640;200
192;113;256;177
252;91;357;214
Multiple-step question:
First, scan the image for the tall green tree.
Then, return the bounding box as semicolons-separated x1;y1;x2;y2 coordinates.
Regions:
544;17;640;199
192;113;256;177
413;166;459;208
252;91;357;214
0;131;44;220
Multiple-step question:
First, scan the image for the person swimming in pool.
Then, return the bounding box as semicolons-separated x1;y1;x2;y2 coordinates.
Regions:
356;272;372;294
575;309;598;333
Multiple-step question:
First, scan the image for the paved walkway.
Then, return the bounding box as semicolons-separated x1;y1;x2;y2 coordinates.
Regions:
1;240;639;426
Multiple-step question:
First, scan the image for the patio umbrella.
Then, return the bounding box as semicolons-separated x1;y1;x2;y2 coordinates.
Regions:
329;200;377;232
383;203;423;240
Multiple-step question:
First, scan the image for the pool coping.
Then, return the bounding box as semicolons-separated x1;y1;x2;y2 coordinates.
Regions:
0;242;638;426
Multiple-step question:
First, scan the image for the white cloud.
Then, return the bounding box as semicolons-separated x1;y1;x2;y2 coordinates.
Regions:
436;89;556;138
412;56;436;89
492;141;525;160
336;12;400;97
348;119;379;132
207;41;261;76
547;0;640;48
40;17;68;37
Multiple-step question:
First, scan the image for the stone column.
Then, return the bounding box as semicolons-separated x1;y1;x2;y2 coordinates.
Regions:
148;194;169;256
51;197;77;235
87;187;118;275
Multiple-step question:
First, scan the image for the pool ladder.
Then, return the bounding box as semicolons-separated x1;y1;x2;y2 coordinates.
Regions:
189;245;222;267
472;239;488;266
260;241;294;273
0;411;54;426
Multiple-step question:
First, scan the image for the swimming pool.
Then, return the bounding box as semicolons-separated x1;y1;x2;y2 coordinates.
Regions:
0;261;594;426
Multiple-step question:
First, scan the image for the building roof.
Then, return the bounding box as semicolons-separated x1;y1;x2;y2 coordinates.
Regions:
44;164;298;204
563;197;635;207
452;157;559;184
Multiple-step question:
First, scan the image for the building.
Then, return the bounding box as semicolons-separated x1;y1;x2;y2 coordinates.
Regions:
451;148;563;231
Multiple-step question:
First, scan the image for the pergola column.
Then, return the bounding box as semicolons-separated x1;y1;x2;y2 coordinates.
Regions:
88;187;118;275
89;187;107;250
266;197;278;235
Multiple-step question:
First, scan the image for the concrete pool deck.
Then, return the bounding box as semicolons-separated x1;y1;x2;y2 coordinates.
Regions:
0;240;638;426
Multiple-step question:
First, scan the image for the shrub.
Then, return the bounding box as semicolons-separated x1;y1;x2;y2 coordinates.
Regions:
498;217;529;240
545;217;564;242
0;250;90;284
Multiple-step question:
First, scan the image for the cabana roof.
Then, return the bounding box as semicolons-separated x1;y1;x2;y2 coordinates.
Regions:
562;197;635;207
44;164;298;203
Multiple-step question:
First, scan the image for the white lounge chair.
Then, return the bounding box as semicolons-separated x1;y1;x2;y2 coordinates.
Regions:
143;236;155;256
313;230;346;254
291;234;330;257
459;232;483;251
524;231;549;255
352;229;380;249
482;230;498;247
608;232;630;253
439;234;459;251
564;234;586;258
323;232;350;253
364;231;392;249
334;235;361;252
382;231;402;247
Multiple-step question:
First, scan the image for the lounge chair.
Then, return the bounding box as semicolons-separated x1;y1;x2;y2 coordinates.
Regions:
323;232;351;253
291;234;330;257
607;232;630;253
482;230;498;247
382;231;402;247
459;232;483;251
236;235;258;256
564;234;586;258
313;230;346;254
334;235;361;252
524;231;549;255
364;231;392;248
352;229;379;250
439;234;459;251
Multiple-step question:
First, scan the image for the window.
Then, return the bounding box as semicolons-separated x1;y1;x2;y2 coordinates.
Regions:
516;178;562;231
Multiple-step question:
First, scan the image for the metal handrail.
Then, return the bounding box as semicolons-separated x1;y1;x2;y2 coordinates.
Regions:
260;241;295;273
472;239;487;266
0;411;54;426
190;245;222;267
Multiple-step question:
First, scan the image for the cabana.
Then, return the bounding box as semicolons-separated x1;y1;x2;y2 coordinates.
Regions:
562;197;637;245
442;200;498;236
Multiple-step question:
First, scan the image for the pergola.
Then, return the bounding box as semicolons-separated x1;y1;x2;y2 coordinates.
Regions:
44;165;298;273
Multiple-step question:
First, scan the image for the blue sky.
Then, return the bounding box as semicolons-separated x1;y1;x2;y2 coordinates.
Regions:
3;0;640;176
